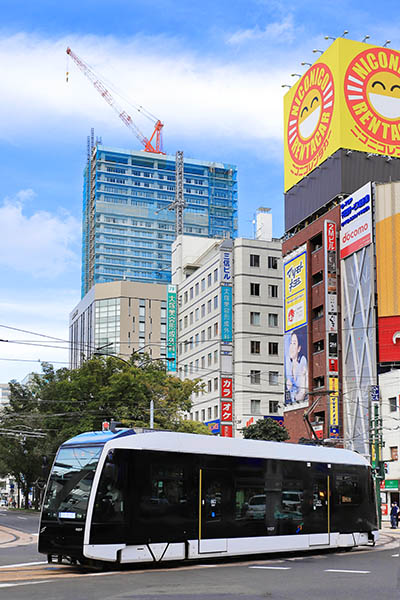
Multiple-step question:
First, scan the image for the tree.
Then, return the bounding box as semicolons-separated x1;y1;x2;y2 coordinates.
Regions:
0;354;208;507
242;418;290;442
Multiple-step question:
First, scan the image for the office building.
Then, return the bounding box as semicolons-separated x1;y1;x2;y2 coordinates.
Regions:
81;145;237;297
69;281;167;369
172;210;283;437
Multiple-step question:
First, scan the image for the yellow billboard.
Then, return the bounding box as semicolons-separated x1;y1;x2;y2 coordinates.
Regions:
284;38;400;191
284;245;307;332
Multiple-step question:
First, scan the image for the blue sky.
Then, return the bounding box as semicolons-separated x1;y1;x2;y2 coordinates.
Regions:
1;0;400;382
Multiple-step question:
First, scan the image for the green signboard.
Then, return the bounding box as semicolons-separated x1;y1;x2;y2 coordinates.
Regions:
384;479;399;490
166;284;177;372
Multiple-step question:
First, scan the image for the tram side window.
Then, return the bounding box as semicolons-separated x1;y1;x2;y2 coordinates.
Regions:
335;473;361;505
149;465;186;509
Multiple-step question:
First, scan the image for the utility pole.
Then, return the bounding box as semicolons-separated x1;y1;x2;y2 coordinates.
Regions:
370;385;383;528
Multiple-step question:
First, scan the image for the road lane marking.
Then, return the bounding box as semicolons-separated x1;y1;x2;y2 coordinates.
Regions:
392;554;399;557
0;562;47;569
0;580;52;588
17;516;28;520
325;569;370;574
250;566;291;570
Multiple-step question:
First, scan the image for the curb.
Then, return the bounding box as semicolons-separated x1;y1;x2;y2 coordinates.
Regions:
0;526;35;548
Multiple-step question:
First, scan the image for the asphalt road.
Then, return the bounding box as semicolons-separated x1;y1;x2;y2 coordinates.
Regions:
0;510;398;600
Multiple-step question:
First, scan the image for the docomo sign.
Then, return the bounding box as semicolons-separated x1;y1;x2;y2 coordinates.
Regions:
340;182;372;259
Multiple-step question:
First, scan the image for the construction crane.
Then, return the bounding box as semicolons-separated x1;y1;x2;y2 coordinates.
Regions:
66;47;165;154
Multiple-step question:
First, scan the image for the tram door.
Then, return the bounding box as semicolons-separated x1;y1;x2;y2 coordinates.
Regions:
198;468;232;553
309;474;330;545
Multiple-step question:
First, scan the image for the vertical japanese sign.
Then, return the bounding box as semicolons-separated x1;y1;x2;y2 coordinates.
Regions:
221;401;233;421
325;220;338;383
220;250;232;282
329;376;339;437
166;284;177;372
221;424;233;437
283;245;309;408
221;285;233;342
221;377;233;398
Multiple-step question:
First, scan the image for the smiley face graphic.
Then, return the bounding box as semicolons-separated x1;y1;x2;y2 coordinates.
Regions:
298;89;322;139
345;47;400;146
287;62;335;167
366;72;400;120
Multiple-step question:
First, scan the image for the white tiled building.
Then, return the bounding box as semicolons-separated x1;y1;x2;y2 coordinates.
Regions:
172;210;284;437
379;369;400;520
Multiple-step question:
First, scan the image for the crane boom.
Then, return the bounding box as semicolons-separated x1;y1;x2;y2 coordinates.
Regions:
66;47;165;154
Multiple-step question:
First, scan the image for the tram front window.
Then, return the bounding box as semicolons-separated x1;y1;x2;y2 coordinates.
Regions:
42;446;102;521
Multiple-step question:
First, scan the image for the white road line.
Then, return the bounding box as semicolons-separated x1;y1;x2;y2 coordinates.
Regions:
0;561;47;569
250;566;291;570
392;554;399;557
325;569;370;574
0;580;52;588
17;516;28;520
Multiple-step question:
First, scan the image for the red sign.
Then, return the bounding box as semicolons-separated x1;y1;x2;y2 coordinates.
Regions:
246;417;254;428
326;222;336;251
221;424;233;437
329;358;338;373
221;377;233;398
381;503;388;516
221;401;232;422
378;316;400;363
314;424;324;439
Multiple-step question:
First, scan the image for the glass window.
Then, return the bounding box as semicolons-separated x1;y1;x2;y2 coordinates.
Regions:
208;407;212;420
208;353;212;366
214;268;218;282
190;287;194;300
389;397;397;412
190;312;193;325
214;322;219;336
335;473;361;505
214;377;218;391
250;254;260;267
214;295;218;309
208;273;212;287
268;256;278;269
201;304;205;318
390;446;398;461
269;400;279;413
214;405;218;418
201;278;205;291
250;311;260;326
251;341;260;354
251;399;261;414
269;371;279;385
195;308;199;321
268;285;278;298
201;330;205;342
268;313;278;327
207;326;212;339
195;282;199;296
214;350;218;363
42;446;102;521
250;370;261;384
269;342;279;355
250;283;260;296
208;300;212;313
184;291;188;303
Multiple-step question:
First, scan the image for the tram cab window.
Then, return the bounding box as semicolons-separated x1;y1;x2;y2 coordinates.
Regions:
335;473;361;505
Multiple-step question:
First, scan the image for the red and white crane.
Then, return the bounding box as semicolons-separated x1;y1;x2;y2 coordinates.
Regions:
66;47;165;154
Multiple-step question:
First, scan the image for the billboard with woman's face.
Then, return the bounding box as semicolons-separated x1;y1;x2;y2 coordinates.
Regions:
283;245;309;408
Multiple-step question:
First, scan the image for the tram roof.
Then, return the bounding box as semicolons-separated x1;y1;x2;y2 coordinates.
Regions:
62;430;369;466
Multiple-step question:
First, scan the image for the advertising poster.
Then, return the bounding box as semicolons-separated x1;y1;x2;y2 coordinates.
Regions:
284;39;400;191
284;324;309;407
340;183;372;259
284;245;309;408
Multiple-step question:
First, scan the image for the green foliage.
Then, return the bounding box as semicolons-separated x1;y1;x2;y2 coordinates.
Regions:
242;418;290;442
0;354;205;506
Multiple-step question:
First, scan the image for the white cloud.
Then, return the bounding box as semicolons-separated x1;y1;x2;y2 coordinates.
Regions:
0;32;291;152
0;288;79;383
227;16;295;45
0;190;80;277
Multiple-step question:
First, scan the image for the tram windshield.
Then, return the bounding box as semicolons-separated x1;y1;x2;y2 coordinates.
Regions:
42;446;102;521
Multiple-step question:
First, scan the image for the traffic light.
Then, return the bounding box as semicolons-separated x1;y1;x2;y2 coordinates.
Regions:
384;462;389;474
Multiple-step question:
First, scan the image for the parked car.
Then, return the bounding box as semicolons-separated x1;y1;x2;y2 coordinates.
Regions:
245;494;266;520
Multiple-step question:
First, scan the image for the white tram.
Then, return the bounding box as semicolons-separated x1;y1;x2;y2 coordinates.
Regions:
38;429;378;565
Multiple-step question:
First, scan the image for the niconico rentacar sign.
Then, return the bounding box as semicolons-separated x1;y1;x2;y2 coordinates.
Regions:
345;48;400;147
284;38;400;192
286;63;335;179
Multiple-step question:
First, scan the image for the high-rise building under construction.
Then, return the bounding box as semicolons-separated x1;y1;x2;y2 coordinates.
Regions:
81;145;238;297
